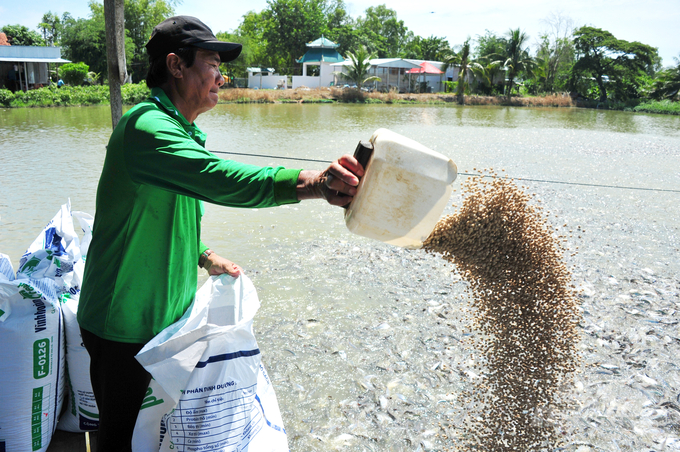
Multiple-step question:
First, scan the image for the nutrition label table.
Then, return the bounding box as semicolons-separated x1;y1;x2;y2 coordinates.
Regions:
167;382;264;452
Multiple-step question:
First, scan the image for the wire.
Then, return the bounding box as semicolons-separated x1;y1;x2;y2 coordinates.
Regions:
211;151;680;194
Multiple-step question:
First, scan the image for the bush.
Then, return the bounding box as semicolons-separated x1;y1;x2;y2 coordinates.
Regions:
634;99;680;115
121;82;150;104
60;62;90;86
0;89;13;107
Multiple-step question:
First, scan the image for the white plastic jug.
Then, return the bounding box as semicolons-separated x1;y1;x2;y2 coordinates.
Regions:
344;128;458;249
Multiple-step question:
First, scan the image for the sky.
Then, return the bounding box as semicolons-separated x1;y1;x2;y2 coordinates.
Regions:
1;0;678;66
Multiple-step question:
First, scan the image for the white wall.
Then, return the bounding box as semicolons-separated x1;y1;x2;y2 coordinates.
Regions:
292;62;336;89
247;74;287;90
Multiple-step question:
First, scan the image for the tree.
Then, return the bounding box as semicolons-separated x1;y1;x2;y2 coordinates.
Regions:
474;30;506;95
59;0;170;83
404;35;451;61
534;12;575;93
122;0;175;82
38;12;62;46
1;25;46;46
261;0;327;73
648;55;680;100
60;62;90;85
60;4;134;82
570;26;658;101
493;28;535;98
323;0;360;56
355;5;411;58
443;38;484;104
235;10;270;69
340;45;380;89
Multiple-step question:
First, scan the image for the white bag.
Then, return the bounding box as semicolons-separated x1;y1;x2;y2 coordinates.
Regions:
56;211;99;432
133;274;288;452
0;254;65;452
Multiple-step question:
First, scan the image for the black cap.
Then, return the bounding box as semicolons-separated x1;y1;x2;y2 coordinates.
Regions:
146;16;242;63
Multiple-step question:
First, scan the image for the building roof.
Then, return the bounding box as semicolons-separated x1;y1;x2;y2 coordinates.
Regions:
406;61;444;74
331;58;422;69
247;67;276;74
296;47;344;64
306;36;338;48
0;45;70;64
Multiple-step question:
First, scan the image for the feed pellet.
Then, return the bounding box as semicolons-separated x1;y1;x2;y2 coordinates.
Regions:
423;170;581;451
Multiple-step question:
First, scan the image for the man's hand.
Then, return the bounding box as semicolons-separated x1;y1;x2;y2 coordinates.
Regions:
204;253;242;277
296;154;365;206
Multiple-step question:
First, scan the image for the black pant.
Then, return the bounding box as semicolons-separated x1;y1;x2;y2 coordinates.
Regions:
80;327;151;452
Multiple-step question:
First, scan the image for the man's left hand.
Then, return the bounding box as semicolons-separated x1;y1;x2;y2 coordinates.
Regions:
297;154;365;206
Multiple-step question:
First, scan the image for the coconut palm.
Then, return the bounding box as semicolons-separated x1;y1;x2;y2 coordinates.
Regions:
443;38;485;104
493;28;536;98
341;45;381;90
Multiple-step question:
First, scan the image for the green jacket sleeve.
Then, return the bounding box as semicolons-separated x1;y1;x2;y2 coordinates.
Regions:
122;104;301;208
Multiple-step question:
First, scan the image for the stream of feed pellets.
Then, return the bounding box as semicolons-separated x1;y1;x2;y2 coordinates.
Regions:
423;170;582;451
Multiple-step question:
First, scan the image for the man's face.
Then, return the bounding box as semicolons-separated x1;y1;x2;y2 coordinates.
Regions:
179;49;224;118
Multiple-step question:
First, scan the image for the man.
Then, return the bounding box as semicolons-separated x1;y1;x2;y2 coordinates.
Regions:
77;16;363;451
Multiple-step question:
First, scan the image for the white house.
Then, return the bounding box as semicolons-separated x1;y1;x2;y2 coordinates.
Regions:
331;58;457;93
247;67;287;90
0;45;70;91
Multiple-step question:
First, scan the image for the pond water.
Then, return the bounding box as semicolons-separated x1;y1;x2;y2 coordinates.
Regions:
1;103;680;451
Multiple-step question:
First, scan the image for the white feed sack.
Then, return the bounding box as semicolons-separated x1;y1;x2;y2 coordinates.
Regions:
0;202;98;451
57;211;98;433
133;274;288;452
0;255;66;452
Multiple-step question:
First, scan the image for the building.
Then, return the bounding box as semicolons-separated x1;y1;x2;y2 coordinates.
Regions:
0;45;70;91
331;58;456;93
292;36;344;89
247;67;287;90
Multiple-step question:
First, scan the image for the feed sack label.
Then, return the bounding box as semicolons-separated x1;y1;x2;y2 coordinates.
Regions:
0;263;65;452
133;274;288;452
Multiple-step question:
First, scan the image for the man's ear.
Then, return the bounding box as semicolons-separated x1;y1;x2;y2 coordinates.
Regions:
166;53;183;79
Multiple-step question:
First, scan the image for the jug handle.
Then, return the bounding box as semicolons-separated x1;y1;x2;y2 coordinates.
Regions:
343;140;373;210
353;140;373;173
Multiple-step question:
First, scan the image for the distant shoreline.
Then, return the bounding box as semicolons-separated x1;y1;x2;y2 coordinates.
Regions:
1;85;678;115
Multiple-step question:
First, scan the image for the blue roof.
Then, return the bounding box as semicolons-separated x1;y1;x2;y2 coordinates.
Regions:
306;36;338;48
296;47;344;64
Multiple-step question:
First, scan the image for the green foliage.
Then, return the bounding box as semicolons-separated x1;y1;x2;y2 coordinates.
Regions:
403;35;451;61
121;81;151;104
123;0;175;82
60;62;90;86
340;45;381;89
0;89;13;107
634;99;680;115
443;38;484;103
570;26;659;101
38;12;62;46
261;0;328;72
0;83;151;108
355;5;411;58
646;56;680;100
492;28;536;98
58;0;169;83
1;24;46;46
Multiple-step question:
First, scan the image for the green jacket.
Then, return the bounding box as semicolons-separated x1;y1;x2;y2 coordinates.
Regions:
78;88;301;343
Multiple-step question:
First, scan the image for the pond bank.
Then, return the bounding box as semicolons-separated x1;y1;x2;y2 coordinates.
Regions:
1;84;678;115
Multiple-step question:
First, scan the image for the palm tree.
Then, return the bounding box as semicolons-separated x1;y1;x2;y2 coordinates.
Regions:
493;28;536;98
443;38;485;104
341;45;381;90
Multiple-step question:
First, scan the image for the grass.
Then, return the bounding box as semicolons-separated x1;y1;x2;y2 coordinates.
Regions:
2;84;677;115
633;99;680;115
218;88;577;107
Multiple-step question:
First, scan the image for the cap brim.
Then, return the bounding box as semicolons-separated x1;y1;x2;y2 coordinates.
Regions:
194;41;242;63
